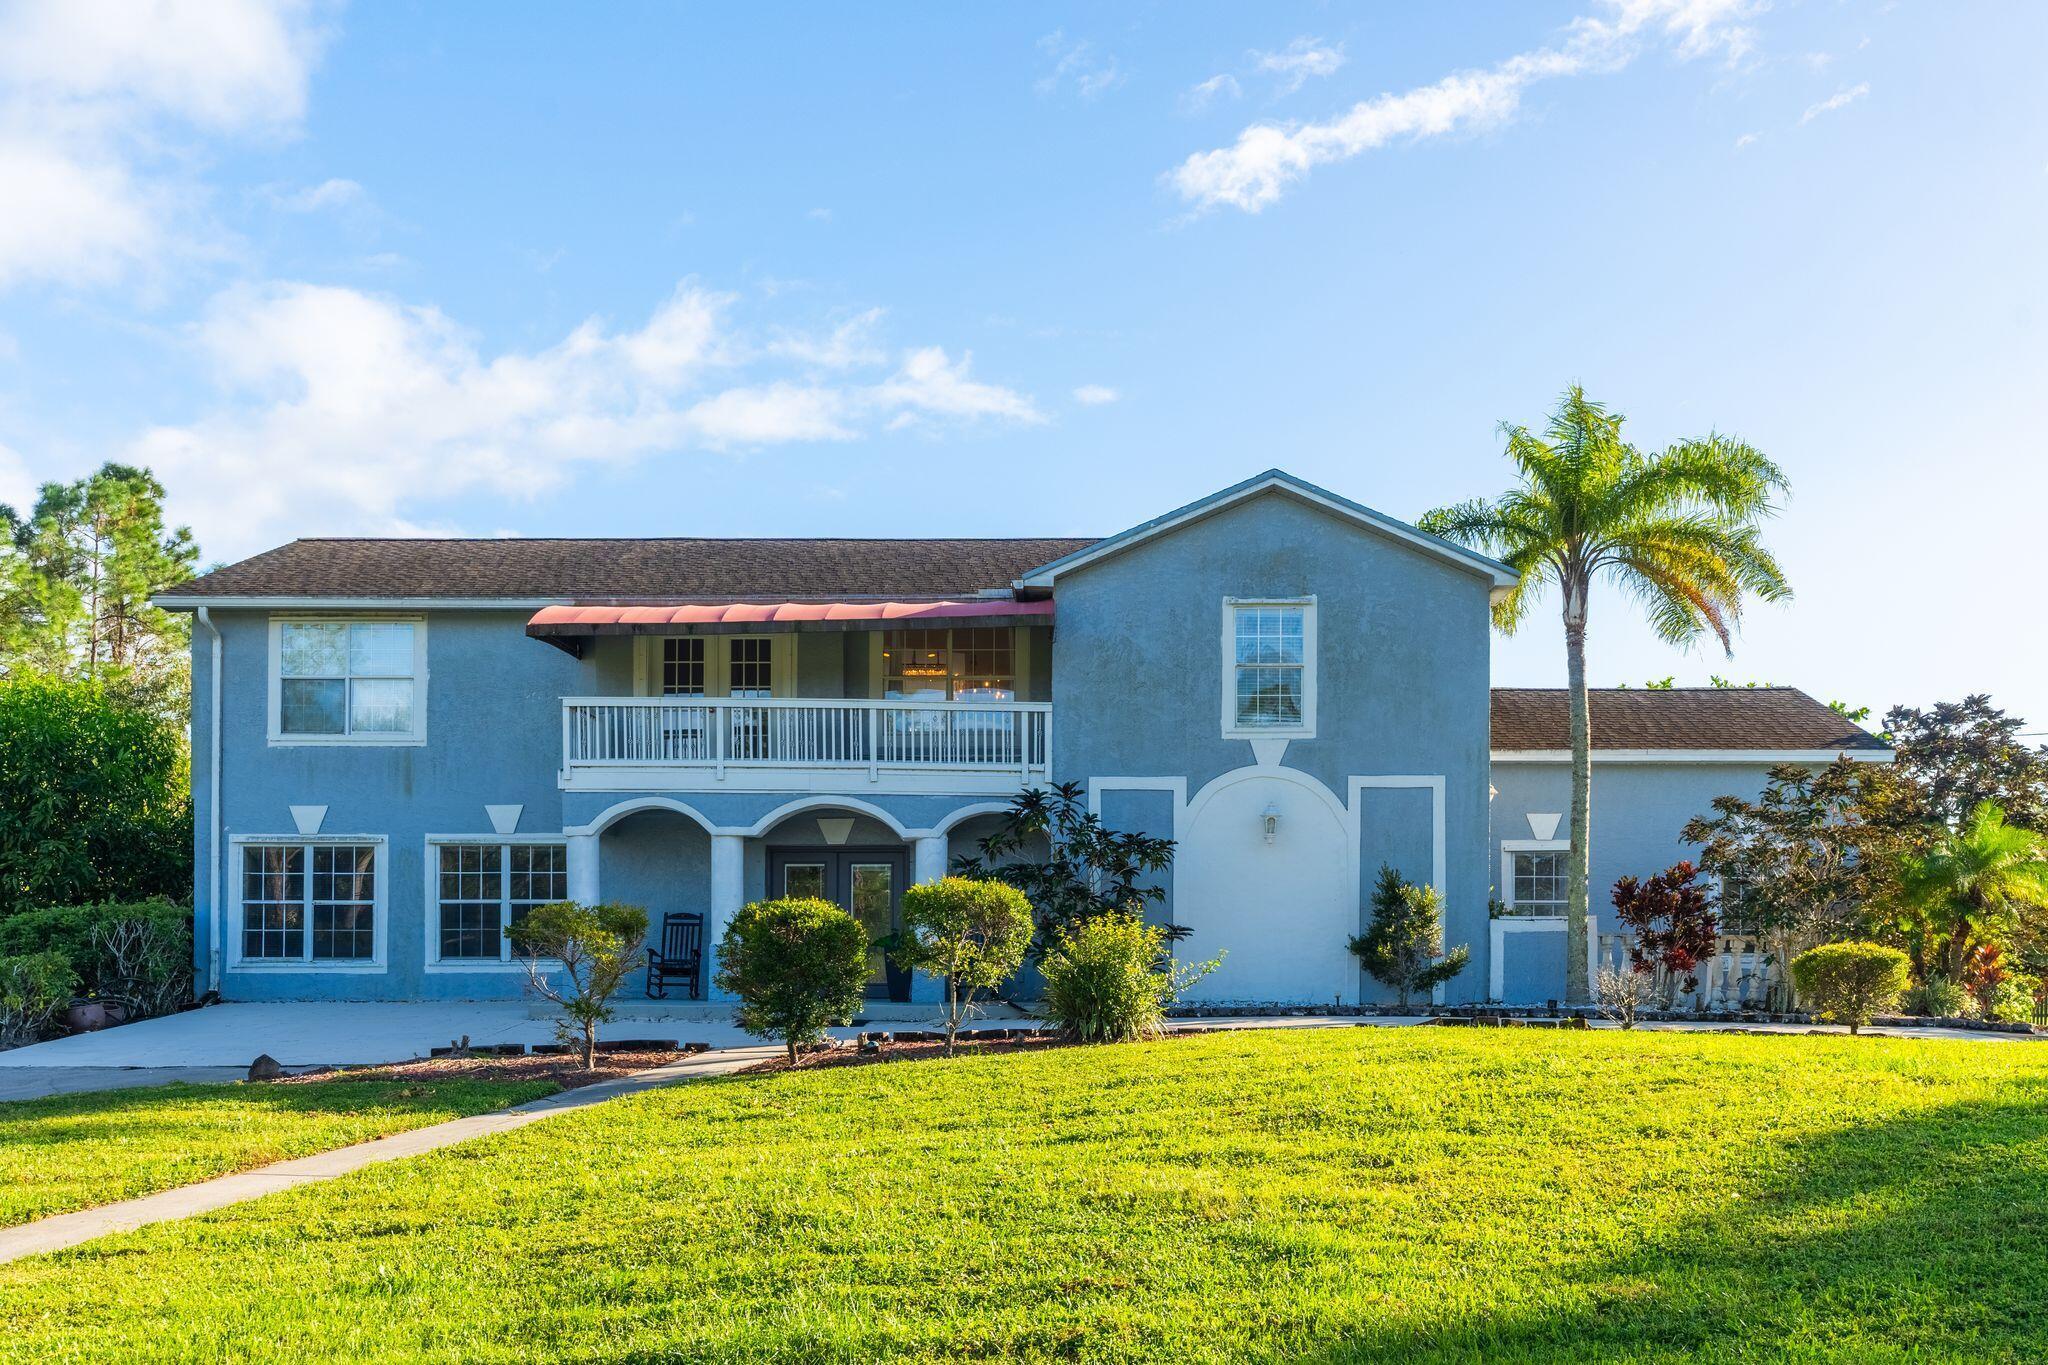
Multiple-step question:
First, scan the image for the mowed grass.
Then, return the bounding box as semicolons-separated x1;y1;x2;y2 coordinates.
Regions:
0;1075;557;1228
5;1029;2048;1363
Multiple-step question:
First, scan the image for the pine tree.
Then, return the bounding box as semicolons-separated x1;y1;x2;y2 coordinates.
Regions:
1349;864;1471;1009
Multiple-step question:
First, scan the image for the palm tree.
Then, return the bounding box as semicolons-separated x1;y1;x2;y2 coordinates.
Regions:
1897;801;2048;982
1419;386;1792;1003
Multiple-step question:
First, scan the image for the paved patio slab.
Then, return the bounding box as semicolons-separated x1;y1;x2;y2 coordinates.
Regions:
0;1066;262;1102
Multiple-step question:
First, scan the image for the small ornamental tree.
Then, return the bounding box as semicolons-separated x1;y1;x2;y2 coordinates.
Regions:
509;901;649;1069
715;897;870;1063
954;782;1178;949
892;877;1034;1055
1594;962;1658;1029
1348;865;1469;1010
1790;941;1911;1035
1609;861;1719;1004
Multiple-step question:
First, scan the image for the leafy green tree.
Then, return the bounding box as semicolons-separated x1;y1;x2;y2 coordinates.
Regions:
1789;941;1911;1035
1865;696;2048;837
714;897;870;1063
892;877;1034;1055
1420;386;1792;1001
1895;801;2048;982
954;781;1178;950
0;675;190;919
1348;865;1469;1009
1682;758;1880;945
509;901;649;1068
1;463;198;720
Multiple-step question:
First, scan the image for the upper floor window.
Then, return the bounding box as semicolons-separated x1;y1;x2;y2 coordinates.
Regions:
882;628;1016;702
1222;599;1316;737
652;635;780;698
270;618;426;744
1507;849;1568;916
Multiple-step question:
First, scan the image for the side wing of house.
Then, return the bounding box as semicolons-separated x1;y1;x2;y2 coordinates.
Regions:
1035;471;1515;1006
1485;688;1894;1006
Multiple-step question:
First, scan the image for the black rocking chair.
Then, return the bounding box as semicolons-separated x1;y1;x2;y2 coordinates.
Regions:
645;912;705;999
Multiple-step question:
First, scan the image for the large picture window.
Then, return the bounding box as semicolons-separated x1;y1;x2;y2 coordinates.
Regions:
272;618;425;743
238;841;381;965
434;841;568;963
881;628;1016;702
1222;599;1316;737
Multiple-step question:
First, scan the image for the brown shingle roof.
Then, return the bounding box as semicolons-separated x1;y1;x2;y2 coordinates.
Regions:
1491;687;1889;753
165;537;1101;603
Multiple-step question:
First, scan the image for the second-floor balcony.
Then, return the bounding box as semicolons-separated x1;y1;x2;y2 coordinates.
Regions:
561;696;1052;794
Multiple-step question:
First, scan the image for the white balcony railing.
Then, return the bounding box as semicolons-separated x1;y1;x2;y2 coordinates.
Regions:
561;696;1052;786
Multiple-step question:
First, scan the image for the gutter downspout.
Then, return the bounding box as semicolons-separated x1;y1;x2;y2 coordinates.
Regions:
195;607;223;996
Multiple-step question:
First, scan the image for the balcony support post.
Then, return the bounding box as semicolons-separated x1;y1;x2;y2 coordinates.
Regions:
566;832;600;906
706;832;745;1001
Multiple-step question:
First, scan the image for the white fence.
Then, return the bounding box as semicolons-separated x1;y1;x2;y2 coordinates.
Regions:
562;697;1052;780
1596;932;1792;1012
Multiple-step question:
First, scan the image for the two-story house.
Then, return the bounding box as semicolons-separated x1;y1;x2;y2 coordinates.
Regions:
160;470;1889;1009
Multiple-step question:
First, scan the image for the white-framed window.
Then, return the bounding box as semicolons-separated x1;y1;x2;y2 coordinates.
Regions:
269;617;427;745
645;635;785;698
1500;839;1571;917
232;837;386;970
880;627;1018;702
428;838;569;967
1221;598;1316;738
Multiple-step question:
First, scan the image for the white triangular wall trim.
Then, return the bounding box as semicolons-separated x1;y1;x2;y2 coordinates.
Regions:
1248;738;1290;767
289;805;327;836
818;817;855;845
1528;812;1563;841
485;804;523;836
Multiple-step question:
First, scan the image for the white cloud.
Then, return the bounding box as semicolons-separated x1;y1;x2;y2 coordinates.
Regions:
1800;82;1869;124
1036;30;1123;101
0;0;327;288
125;280;1042;555
1253;38;1346;95
1184;73;1241;111
265;176;365;213
1170;0;1762;213
1734;131;1759;149
1072;384;1119;405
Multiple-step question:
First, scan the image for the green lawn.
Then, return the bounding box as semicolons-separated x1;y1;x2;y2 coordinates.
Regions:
4;1029;2047;1363
0;1075;557;1228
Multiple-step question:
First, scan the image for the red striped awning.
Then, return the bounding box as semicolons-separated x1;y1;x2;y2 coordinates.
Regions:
527;598;1051;645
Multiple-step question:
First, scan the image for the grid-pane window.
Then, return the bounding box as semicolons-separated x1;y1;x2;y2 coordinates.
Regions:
278;620;417;738
951;628;1016;702
240;843;377;962
436;842;569;963
1232;606;1305;728
438;844;502;960
311;845;377;959
241;845;305;959
728;638;774;697
662;638;706;695
1512;851;1568;916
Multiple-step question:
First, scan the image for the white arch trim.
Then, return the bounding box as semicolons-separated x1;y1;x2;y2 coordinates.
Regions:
1185;764;1350;829
735;795;914;840
922;801;1018;838
566;796;720;837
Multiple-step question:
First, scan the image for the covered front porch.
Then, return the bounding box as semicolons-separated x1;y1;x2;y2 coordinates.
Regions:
563;793;1030;1004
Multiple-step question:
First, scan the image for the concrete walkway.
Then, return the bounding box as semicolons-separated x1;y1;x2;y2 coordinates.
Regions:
0;1043;779;1265
0;1066;267;1102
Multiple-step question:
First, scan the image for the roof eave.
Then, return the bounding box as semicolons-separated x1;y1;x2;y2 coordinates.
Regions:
1013;469;1520;592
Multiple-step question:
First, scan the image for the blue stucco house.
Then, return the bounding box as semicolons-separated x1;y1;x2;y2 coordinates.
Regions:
159;470;1890;1008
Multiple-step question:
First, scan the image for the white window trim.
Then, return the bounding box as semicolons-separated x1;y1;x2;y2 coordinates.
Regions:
422;835;570;973
228;834;389;973
1500;838;1571;916
1220;596;1317;740
267;615;429;746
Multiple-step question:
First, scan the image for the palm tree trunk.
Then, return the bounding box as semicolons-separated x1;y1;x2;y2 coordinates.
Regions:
1564;584;1593;1005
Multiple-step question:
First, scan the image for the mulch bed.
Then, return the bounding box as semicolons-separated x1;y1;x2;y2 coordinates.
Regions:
745;1030;1068;1074
279;1048;690;1091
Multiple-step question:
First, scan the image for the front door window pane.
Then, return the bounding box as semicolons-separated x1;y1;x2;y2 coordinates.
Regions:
783;864;826;900
851;863;893;987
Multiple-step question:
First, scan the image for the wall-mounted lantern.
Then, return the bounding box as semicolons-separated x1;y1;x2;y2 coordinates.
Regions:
1261;803;1280;845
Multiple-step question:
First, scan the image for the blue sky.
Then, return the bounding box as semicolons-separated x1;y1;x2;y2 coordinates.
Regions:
1;1;2044;727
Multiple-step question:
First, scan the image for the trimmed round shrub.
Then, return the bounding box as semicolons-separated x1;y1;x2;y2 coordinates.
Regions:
714;897;869;1062
1039;911;1218;1044
1790;941;1911;1035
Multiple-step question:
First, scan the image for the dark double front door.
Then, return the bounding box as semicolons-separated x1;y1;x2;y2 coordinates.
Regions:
765;847;909;1000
